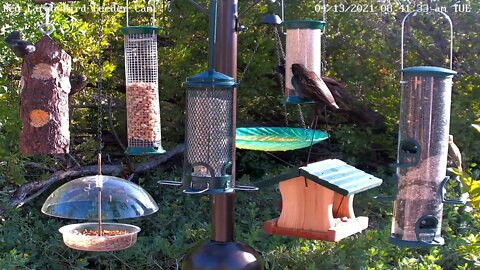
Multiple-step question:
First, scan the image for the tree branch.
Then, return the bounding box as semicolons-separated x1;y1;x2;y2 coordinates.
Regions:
8;144;185;209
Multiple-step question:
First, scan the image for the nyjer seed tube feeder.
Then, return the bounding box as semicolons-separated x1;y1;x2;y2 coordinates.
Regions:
283;20;325;104
122;26;165;155
390;11;464;248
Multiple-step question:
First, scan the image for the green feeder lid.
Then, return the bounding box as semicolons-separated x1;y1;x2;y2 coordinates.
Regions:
283;20;326;30
121;26;160;35
184;69;237;88
401;66;457;77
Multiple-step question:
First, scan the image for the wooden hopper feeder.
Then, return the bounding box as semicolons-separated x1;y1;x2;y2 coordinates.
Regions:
264;159;382;242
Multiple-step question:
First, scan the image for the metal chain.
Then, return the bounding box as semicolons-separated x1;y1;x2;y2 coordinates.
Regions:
97;0;104;154
321;0;328;73
297;104;307;129
273;27;285;60
238;35;260;84
272;27;289;126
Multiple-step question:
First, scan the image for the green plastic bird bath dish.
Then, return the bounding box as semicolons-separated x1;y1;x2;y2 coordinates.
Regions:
236;127;328;151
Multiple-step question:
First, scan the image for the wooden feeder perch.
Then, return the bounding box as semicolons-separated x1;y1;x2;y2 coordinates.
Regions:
264;159;382;242
20;35;71;154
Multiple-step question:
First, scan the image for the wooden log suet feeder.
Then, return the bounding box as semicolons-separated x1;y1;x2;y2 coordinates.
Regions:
264;159;382;242
20;35;71;154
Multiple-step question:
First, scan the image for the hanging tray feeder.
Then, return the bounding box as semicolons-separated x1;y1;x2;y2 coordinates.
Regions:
236;127;328;151
59;222;141;252
42;174;158;251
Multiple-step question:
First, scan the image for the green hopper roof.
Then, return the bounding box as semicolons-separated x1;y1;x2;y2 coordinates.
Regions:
258;159;382;196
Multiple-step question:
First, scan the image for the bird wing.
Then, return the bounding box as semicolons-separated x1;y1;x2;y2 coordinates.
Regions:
321;75;346;88
291;76;304;98
304;70;339;109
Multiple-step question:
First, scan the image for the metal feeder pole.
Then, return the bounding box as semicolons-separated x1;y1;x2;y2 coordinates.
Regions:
212;0;237;243
181;0;262;268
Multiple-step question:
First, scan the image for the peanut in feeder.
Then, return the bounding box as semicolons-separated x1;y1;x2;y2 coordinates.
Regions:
122;26;165;155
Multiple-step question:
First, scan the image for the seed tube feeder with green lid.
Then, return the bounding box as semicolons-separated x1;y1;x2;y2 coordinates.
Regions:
122;26;165;155
283;20;325;104
389;11;465;248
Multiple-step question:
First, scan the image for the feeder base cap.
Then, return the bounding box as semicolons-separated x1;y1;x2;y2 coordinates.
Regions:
127;146;166;155
389;236;444;248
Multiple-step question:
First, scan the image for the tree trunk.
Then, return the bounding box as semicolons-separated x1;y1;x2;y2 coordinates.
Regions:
20;35;71;154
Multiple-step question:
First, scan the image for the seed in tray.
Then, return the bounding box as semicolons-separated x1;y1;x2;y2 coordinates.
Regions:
80;229;129;236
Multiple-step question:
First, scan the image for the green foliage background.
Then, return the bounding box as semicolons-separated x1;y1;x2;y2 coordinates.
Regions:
0;0;479;269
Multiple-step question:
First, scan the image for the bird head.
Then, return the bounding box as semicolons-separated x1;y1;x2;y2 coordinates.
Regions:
291;63;306;76
5;31;22;44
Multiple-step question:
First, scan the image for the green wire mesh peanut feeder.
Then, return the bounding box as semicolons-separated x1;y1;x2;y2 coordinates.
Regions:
122;26;165;155
182;70;236;194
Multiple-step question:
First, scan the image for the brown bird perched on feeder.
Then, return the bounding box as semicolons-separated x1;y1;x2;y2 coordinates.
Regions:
448;135;463;174
291;63;339;110
291;64;385;129
4;31;36;58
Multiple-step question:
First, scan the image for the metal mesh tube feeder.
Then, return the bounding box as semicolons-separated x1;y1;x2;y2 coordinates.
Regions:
182;70;236;194
122;26;165;155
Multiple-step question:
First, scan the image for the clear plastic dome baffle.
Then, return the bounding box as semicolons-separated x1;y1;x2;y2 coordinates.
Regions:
42;175;158;220
283;20;325;104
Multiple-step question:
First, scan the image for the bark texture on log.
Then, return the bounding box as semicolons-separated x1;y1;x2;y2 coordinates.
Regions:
20;35;71;154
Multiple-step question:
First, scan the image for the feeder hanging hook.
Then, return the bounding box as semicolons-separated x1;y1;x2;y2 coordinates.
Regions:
38;3;55;36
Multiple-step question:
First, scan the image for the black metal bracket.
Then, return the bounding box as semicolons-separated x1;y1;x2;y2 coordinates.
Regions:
186;0;209;15
440;176;467;205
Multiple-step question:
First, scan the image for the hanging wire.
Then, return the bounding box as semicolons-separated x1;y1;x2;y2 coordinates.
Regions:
238;38;260;84
126;0;158;26
152;0;157;25
272;27;289;126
